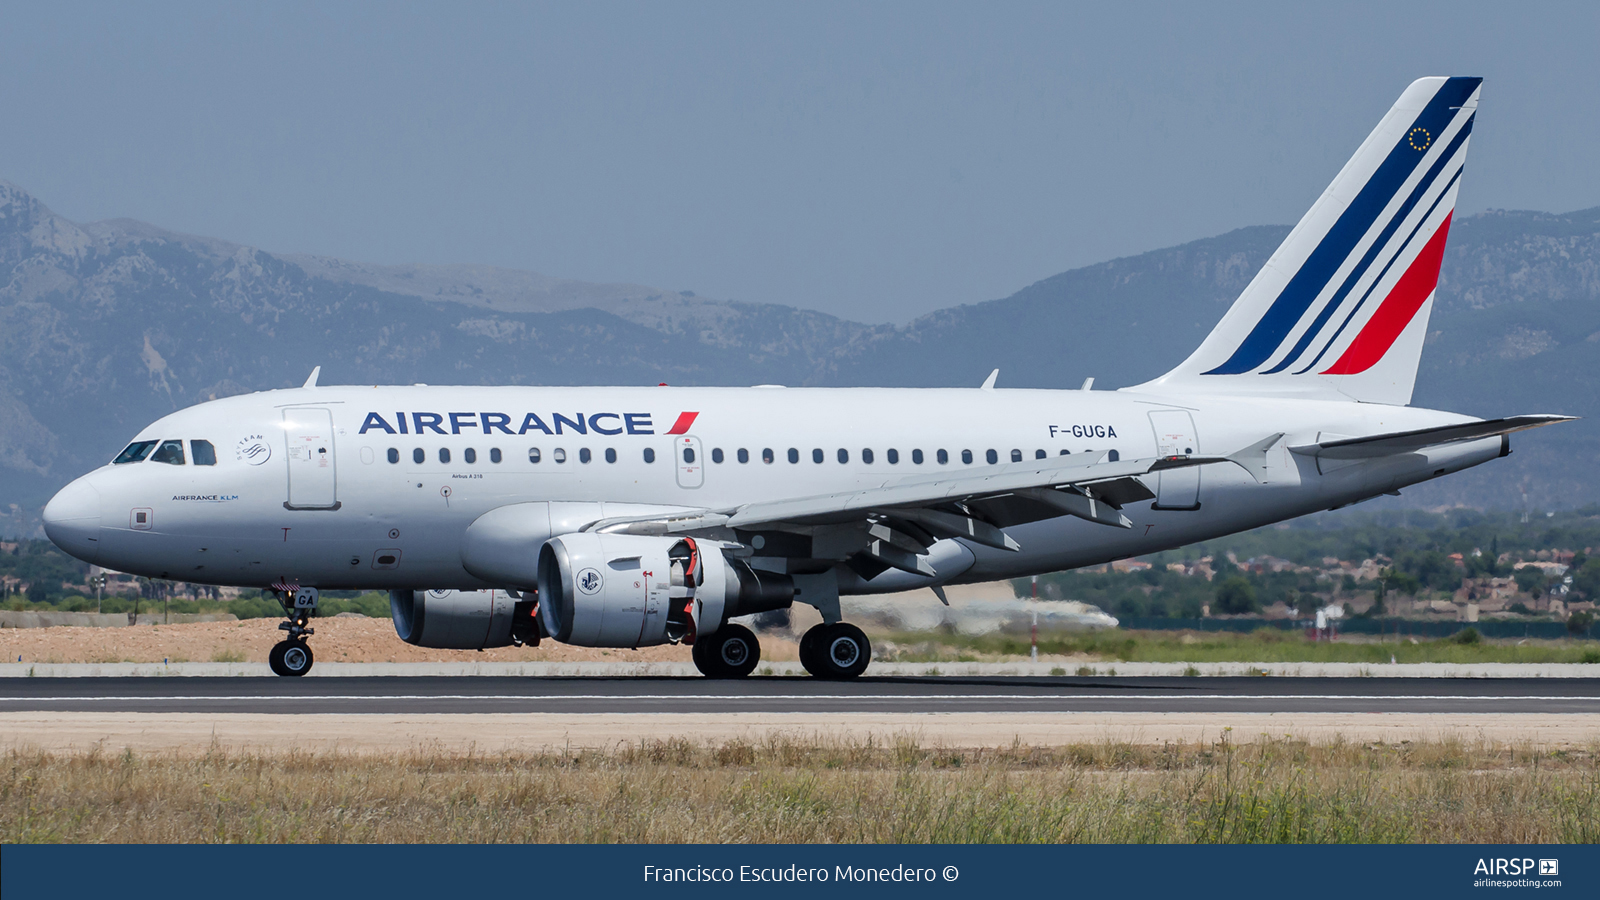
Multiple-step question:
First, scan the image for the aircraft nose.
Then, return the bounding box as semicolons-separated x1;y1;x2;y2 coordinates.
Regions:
43;477;102;564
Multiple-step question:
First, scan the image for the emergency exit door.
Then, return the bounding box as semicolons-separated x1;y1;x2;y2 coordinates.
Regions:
284;408;339;509
675;435;704;488
1148;410;1200;510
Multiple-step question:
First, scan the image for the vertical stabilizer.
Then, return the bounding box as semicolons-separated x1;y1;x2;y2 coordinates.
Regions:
1130;77;1481;405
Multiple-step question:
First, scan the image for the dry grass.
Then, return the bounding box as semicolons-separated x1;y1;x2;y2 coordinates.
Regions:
4;735;1598;844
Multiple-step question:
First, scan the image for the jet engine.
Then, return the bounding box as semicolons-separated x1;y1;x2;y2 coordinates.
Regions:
389;588;540;650
537;533;793;647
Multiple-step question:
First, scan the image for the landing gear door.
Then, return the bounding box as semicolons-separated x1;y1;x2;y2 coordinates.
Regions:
284;408;339;509
674;436;704;489
1148;410;1200;510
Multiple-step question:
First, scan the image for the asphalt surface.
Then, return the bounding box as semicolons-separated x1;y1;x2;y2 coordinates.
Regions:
2;676;1598;714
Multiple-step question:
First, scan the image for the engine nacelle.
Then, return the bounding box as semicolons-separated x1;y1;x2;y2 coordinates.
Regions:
390;588;539;650
537;533;794;648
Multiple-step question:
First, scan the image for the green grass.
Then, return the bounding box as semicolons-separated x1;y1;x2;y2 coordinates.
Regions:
871;628;1600;665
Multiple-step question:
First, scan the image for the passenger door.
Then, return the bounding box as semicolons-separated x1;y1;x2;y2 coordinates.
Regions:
1148;410;1200;510
674;435;704;489
283;408;339;509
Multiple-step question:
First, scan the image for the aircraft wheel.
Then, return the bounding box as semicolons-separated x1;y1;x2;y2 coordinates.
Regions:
801;623;871;679
690;635;717;677
696;623;761;679
269;639;314;677
798;624;823;671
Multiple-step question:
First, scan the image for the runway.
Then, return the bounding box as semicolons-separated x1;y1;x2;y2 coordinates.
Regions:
4;675;1598;714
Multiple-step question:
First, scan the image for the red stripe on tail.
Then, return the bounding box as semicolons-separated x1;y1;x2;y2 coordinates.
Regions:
665;411;699;435
1322;212;1453;375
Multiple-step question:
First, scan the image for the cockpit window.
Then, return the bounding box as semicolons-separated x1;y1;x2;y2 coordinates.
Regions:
114;440;159;464
191;440;217;466
149;439;186;465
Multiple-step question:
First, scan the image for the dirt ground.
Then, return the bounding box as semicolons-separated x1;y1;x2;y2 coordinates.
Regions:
4;712;1599;754
0;616;802;664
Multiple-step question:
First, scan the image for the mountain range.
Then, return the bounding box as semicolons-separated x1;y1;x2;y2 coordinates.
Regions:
3;178;1598;536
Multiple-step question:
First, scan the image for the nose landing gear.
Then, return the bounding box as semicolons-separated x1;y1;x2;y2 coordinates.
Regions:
268;586;318;677
269;636;314;677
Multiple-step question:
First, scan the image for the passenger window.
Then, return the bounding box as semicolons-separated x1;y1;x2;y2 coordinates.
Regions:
1108;449;1120;462
1011;449;1023;463
529;447;542;464
439;448;451;464
887;449;899;464
960;450;973;465
1060;449;1071;455
862;448;874;464
490;448;502;463
985;449;998;465
605;448;617;463
788;448;799;464
644;448;656;463
464;448;477;464
553;448;567;463
912;449;924;464
712;448;724;463
812;449;824;464
836;448;848;464
113;440;159;464
388;448;400;464
413;448;425;464
191;440;217;466
1036;449;1047;460
150;440;186;465
937;449;949;465
763;448;775;464
683;447;695;463
738;448;750;464
579;448;592;464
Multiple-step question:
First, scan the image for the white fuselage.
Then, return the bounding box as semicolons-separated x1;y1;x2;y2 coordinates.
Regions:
41;383;1500;593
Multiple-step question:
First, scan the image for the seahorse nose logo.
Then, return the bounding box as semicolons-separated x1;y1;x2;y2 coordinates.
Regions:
235;435;272;465
577;568;604;595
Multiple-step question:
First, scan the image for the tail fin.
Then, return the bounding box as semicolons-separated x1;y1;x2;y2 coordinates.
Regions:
1132;76;1481;405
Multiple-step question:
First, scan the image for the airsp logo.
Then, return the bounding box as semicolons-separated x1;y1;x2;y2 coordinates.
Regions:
577;568;604;595
235;435;272;466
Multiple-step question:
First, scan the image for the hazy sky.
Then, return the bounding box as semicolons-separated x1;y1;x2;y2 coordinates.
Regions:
3;2;1596;323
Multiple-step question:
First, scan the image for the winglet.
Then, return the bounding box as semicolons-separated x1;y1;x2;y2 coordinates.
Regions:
980;369;999;391
302;366;321;389
1227;433;1286;484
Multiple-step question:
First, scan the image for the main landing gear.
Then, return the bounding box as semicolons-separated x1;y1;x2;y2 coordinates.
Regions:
268;586;318;677
691;621;874;679
691;622;762;679
798;622;871;680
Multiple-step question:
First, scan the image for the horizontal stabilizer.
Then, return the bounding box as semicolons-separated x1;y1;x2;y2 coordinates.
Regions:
1289;415;1575;459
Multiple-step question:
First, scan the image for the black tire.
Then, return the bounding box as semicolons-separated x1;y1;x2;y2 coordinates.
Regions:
806;623;871;679
690;635;719;677
700;623;761;679
269;640;313;677
798;624;826;676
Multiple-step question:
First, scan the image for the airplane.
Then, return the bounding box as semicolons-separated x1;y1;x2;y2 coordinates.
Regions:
41;76;1573;678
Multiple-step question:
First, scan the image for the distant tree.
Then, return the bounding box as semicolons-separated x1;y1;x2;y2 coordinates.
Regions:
1571;559;1600;602
1214;576;1257;615
1569;610;1596;636
1513;566;1547;595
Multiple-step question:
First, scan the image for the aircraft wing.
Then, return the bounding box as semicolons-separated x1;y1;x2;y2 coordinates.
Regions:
582;451;1236;576
1288;415;1575;460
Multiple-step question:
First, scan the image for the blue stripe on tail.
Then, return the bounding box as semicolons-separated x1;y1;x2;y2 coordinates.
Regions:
1202;76;1480;375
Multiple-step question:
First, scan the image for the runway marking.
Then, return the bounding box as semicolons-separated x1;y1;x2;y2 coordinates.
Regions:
4;694;1599;703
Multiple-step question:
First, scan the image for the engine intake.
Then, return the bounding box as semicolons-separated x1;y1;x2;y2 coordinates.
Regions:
537;533;794;647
